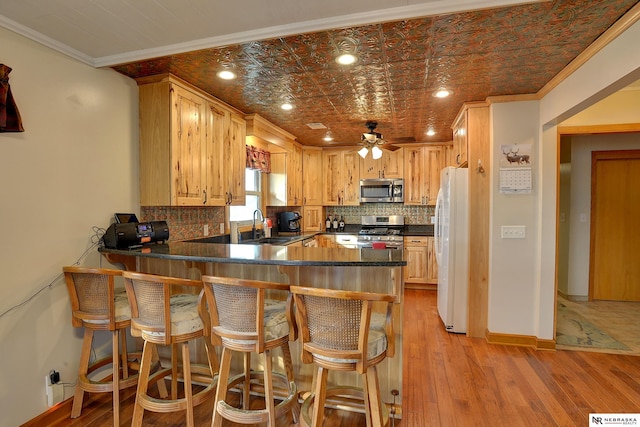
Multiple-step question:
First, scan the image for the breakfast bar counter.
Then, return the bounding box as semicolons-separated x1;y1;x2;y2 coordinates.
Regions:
99;242;406;417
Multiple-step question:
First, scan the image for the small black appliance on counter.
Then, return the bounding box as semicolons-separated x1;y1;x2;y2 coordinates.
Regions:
278;211;301;233
103;220;169;249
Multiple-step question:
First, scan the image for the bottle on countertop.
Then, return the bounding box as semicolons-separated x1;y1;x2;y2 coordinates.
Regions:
338;216;345;232
332;216;339;232
326;216;331;232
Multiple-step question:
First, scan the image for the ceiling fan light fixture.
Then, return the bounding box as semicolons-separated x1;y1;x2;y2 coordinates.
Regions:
336;53;358;65
432;88;452;98
358;146;369;159
371;146;383;160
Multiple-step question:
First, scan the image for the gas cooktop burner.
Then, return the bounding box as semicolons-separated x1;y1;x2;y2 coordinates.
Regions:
359;227;403;236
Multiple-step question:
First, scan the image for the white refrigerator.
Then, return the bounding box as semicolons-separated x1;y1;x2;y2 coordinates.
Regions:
434;166;469;333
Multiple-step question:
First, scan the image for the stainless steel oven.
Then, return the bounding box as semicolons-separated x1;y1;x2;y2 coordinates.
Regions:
357;215;404;250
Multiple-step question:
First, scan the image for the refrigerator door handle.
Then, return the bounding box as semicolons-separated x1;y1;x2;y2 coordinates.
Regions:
434;188;444;266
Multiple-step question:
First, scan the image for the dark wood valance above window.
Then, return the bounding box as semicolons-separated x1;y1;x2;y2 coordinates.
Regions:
0;64;24;132
246;145;271;173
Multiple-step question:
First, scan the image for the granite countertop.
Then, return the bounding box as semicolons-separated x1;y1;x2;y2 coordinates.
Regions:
99;240;406;267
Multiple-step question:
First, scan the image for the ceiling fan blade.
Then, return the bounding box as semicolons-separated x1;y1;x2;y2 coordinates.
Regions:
381;143;401;152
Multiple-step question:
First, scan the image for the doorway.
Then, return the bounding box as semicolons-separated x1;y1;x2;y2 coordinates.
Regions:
556;128;640;354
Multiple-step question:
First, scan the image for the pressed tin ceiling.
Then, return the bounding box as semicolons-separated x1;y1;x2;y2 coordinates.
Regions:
110;0;638;146
2;1;638;146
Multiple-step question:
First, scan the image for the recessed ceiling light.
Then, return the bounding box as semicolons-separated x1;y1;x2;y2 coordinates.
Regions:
335;53;358;65
217;70;236;80
433;88;452;98
281;103;293;111
426;129;436;136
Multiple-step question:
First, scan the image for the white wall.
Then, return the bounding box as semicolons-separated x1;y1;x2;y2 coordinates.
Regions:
0;27;138;426
488;100;540;335
486;19;640;340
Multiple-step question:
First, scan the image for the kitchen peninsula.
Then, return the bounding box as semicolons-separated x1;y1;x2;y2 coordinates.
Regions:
99;241;406;415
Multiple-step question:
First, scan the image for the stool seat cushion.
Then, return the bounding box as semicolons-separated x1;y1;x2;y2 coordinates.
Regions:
144;294;203;337
84;287;131;324
314;312;387;364
221;299;289;345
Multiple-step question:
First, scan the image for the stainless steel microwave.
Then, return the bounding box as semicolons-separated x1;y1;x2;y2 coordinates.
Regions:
359;178;404;203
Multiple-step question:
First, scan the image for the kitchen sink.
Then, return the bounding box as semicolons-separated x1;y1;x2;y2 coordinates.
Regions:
239;237;297;245
184;235;230;244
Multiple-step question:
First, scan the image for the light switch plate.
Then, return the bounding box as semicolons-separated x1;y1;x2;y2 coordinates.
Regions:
501;225;526;239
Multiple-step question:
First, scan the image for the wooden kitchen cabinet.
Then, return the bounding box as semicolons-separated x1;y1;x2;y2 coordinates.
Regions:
452;109;468;167
288;144;303;205
302;147;323;205
226;113;247;205
322;149;360;205
268;144;302;206
314;234;337;248
302;206;324;232
204;102;246;205
360;148;404;179
137;74;245;206
403;145;443;206
403;236;437;287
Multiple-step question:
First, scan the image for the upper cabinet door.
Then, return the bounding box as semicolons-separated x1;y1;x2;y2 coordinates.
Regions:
322;149;360;205
360;148;404;179
171;84;206;206
452;110;468;167
403;145;443;206
227;113;246;205
204;102;227;205
342;151;360;205
302;148;323;205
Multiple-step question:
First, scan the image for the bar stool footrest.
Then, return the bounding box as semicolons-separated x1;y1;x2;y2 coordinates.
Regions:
300;386;389;427
219;371;297;424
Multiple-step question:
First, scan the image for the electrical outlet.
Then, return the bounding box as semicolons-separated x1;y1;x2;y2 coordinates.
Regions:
203;224;209;236
45;374;63;406
219;223;225;234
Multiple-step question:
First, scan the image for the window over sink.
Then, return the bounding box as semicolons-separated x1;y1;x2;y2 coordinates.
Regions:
229;169;262;223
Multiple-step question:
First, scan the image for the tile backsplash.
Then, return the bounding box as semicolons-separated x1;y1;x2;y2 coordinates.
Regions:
141;204;434;241
141;206;225;241
327;204;434;225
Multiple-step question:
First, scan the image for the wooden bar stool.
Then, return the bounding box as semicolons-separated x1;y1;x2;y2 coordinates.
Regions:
290;286;397;427
63;266;146;426
200;275;299;427
122;271;218;427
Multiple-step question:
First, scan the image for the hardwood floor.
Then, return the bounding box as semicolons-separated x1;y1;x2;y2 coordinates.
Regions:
31;289;640;426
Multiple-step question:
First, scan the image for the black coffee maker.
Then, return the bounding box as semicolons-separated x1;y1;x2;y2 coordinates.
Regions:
278;211;302;233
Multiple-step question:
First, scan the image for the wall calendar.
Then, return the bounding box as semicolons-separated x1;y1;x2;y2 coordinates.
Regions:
499;143;532;194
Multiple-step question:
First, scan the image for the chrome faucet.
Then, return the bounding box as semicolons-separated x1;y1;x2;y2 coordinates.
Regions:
252;209;264;240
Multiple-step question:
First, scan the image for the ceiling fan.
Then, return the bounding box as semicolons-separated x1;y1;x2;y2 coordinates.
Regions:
358;121;400;159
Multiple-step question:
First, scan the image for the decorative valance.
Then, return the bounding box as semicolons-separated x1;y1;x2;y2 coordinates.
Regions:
246;145;271;173
0;64;24;132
